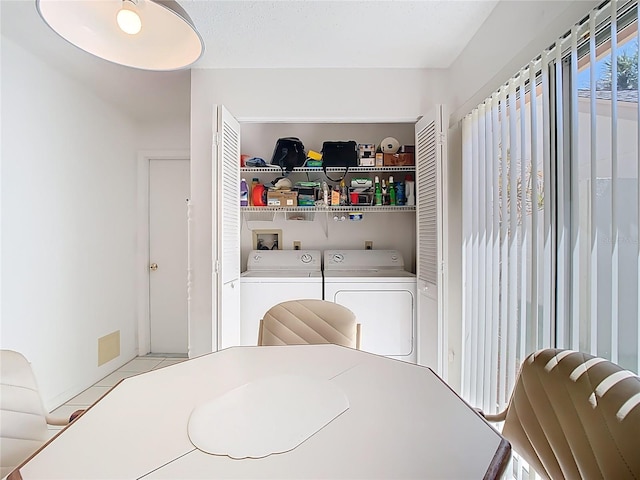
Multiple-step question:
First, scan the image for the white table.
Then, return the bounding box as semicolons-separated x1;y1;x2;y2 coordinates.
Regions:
9;345;510;479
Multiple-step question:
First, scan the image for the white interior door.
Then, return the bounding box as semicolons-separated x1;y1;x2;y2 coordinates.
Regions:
416;105;448;376
213;105;241;349
149;158;190;354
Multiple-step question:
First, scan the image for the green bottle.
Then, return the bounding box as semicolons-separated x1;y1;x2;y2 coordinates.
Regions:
374;176;382;206
389;175;397;205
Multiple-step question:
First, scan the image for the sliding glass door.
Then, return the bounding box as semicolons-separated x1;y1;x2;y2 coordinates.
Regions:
562;3;639;372
461;0;639;415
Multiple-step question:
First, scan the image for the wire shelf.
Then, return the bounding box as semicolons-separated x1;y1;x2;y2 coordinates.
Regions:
240;166;415;173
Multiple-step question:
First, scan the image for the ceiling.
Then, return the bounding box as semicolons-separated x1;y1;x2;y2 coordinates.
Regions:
1;0;499;122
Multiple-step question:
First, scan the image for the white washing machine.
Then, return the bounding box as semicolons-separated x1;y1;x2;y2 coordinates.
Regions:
323;250;417;363
240;250;323;346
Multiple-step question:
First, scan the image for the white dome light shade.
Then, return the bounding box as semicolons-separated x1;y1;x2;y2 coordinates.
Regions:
36;0;204;71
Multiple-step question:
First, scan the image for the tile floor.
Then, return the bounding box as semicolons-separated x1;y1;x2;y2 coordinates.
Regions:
47;355;187;438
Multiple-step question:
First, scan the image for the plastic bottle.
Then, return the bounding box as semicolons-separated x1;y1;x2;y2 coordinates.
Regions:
252;182;266;206
250;178;259;206
405;174;415;206
240;178;249;206
374;176;382;206
331;185;340;206
381;178;389;205
396;180;405;205
339;179;348;206
322;181;329;206
389;175;397;205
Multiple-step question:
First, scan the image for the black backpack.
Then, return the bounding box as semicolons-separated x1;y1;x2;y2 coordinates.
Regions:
270;137;306;172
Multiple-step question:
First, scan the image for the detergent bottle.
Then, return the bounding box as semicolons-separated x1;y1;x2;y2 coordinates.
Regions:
240;179;249;206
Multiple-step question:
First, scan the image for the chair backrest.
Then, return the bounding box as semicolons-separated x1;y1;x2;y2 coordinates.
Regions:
257;299;361;349
501;348;640;480
0;350;50;478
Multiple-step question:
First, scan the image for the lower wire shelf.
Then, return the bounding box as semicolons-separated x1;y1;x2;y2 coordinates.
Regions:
241;205;415;214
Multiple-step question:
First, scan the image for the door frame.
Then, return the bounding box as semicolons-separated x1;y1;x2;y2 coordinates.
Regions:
136;150;190;355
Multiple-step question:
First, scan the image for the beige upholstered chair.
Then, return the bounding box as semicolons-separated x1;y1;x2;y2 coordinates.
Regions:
479;348;640;480
257;299;361;349
0;350;83;477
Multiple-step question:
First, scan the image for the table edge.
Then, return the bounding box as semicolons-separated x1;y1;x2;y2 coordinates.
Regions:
483;438;512;480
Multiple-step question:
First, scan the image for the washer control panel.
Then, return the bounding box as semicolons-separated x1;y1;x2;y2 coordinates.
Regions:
324;250;405;271
246;250;321;271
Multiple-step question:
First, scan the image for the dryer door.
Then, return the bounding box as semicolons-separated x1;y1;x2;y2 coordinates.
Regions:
332;289;414;357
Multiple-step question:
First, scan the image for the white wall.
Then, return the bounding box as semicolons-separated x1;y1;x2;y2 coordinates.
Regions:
197;68;444;122
241;212;417;272
190;68;446;355
138;118;190;151
1;37;140;410
189;71;215;357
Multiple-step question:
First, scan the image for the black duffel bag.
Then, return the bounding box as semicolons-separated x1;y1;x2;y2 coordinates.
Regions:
270;137;306;172
321;140;358;181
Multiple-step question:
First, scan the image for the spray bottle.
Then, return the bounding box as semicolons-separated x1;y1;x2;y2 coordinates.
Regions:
405;174;415;206
322;181;329;206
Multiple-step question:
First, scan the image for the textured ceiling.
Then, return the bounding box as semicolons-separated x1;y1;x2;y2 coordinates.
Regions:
1;0;499;121
183;0;499;69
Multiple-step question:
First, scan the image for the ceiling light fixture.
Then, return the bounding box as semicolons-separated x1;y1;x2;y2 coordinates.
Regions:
117;0;142;35
36;0;204;71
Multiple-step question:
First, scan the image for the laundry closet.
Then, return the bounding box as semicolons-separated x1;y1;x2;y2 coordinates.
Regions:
190;69;447;371
209;110;444;370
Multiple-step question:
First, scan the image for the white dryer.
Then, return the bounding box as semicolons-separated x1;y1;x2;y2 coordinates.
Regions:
323;250;417;363
240;250;323;346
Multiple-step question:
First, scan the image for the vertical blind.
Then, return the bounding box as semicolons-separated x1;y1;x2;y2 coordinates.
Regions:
461;0;639;427
462;62;551;413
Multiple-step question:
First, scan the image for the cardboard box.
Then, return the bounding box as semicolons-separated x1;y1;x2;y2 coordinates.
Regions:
267;190;298;207
359;157;375;167
358;143;376;159
400;145;415;154
297;194;315;206
383;152;415;166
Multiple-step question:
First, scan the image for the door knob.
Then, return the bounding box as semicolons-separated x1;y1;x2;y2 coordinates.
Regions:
150;263;158;271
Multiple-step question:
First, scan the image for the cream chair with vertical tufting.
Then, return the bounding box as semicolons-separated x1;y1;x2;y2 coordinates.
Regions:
0;350;83;478
257;299;361;349
479;348;640;480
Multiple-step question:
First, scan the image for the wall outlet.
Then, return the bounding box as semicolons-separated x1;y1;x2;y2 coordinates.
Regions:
365;241;373;250
293;241;301;250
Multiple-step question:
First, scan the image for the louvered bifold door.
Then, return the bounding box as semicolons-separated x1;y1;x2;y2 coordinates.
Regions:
214;105;241;349
415;105;447;376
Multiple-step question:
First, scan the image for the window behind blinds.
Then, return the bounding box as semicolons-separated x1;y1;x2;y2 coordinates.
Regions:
461;1;639;477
